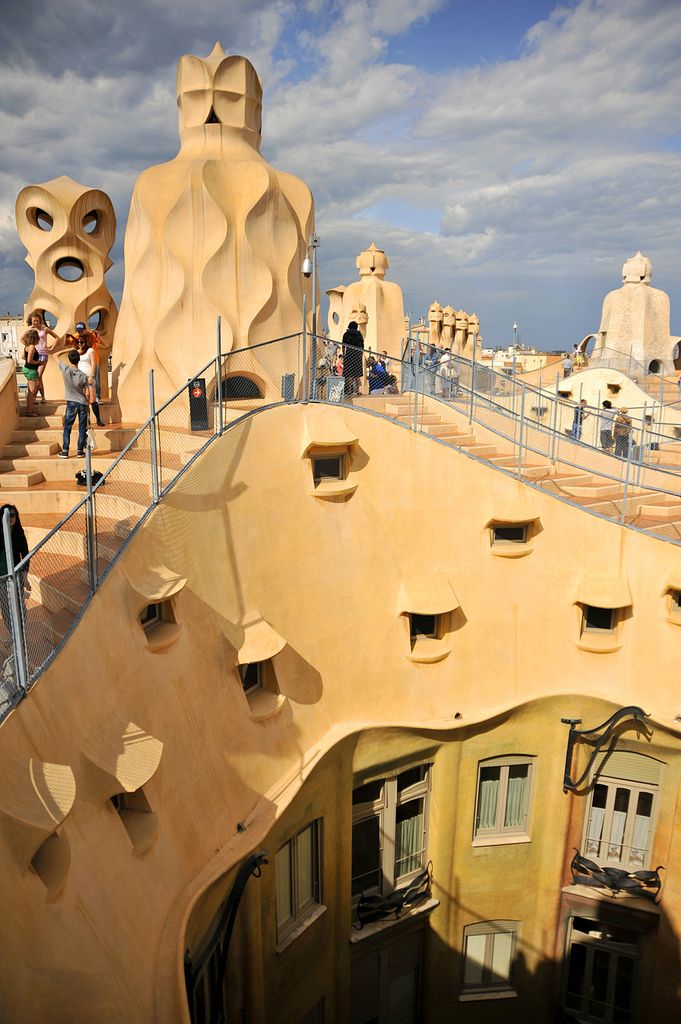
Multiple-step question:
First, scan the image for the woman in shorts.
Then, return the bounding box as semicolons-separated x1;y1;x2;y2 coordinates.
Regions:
22;330;41;416
22;311;59;402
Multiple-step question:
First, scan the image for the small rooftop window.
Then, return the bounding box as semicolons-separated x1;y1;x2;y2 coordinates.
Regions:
239;661;263;695
409;613;439;641
312;454;344;483
583;605;615;633
138;599;180;651
492;524;528;545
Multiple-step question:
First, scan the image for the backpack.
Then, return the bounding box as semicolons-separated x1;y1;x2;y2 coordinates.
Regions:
75;470;104;487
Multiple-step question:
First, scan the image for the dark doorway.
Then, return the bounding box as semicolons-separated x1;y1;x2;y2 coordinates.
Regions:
648;360;661;375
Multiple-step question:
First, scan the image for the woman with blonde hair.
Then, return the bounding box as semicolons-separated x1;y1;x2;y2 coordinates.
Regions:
21;311;59;402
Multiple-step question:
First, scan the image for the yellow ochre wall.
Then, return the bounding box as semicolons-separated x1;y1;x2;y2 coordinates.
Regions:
0;402;678;1022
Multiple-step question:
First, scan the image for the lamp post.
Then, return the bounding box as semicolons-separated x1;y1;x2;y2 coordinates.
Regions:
302;233;320;398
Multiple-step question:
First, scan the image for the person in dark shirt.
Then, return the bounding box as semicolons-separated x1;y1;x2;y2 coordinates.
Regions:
342;321;364;396
0;504;30;634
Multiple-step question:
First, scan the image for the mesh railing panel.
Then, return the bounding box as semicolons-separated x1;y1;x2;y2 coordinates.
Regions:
157;360;220;496
0;574;23;713
94;421;155;582
17;499;92;685
219;334;303;409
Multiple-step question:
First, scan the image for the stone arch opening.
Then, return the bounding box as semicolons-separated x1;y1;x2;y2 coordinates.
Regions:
83;211;101;235
27;207;53;231
648;359;661;375
221;375;263;400
54;257;85;282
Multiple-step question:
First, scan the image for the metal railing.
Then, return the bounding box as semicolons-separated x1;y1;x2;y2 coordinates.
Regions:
442;348;681;472
1;327;679;722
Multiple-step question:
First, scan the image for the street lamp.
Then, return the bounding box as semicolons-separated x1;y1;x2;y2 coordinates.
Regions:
302;233;320;399
302;233;320;337
512;322;518;377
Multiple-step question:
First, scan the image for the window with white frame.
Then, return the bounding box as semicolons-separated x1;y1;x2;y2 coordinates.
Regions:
312;454;344;483
462;920;518;995
563;915;639;1023
351;765;431;898
582;752;662;870
140;600;175;632
474;757;534;842
275;820;322;943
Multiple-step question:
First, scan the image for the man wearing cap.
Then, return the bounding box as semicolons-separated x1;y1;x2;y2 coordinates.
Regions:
57;350;90;459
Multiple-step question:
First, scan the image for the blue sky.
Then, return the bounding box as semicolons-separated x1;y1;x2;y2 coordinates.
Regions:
1;0;680;350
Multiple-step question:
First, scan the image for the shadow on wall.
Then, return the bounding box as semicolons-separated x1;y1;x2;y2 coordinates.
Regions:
423;880;680;1024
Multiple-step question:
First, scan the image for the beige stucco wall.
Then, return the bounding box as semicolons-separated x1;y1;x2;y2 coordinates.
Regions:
0;402;678;1021
0;358;20;453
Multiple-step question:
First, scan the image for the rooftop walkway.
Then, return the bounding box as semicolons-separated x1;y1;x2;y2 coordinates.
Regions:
0;335;679;721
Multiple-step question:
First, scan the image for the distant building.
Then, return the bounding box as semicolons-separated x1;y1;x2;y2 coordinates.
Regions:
0;315;23;363
479;344;550;374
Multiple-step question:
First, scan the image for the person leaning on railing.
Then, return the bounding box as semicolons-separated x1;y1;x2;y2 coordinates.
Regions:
613;407;633;459
0;504;29;637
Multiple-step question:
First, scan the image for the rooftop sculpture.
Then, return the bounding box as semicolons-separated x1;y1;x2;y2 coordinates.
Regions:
114;44;315;418
326;243;406;358
590;251;678;374
15;175;117;400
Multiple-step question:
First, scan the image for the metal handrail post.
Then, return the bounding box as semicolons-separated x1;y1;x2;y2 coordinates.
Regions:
302;294;308;403
621;441;632;525
310;241;318;400
85;443;97;595
638;403;647;488
469;332;477;422
216;315;223;434
517;383;526;479
413;342;420;432
550;387;559;464
597;388;603;450
2;509;28;691
149;369;160;503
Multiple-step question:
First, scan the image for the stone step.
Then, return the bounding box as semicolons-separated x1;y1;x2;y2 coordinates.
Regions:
26;555;89;615
397;414;443;426
521;464;555;480
0;482;149;520
23;512;123;563
636;503;681;520
453;438;498;455
0;469;45;488
21;400;122;424
384;402;417;416
638;519;681;539
0;456;118;482
11;425;137;450
427;423;473;440
562;482;628;498
4;442;61;458
487;455;518;468
18;415;63;429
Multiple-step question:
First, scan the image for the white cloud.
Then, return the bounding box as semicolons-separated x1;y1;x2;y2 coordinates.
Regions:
1;0;680;351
